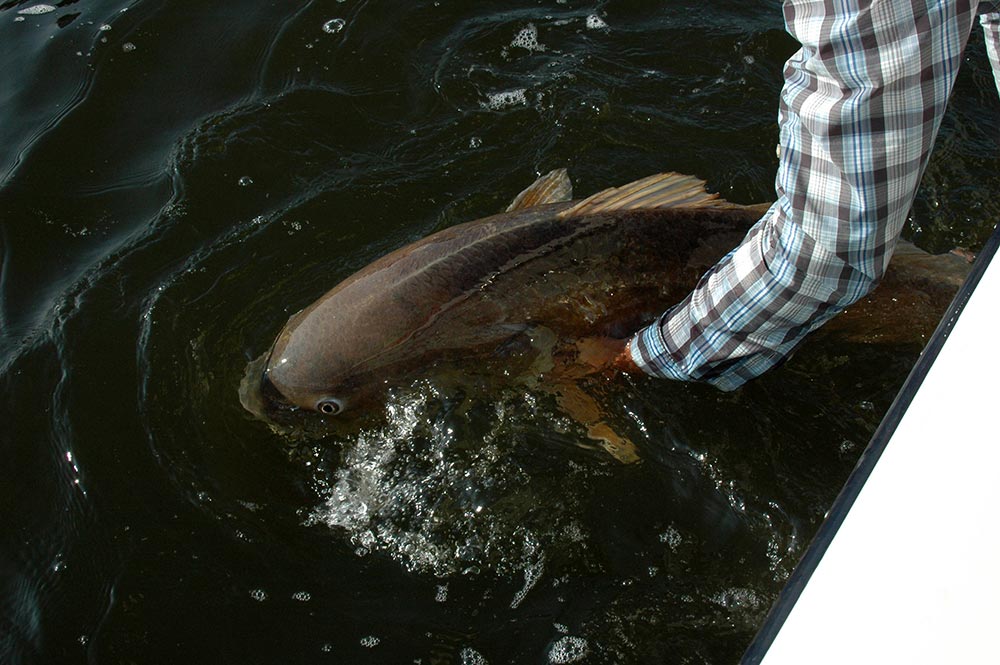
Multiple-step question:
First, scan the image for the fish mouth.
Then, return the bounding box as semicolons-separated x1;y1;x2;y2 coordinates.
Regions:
239;350;296;421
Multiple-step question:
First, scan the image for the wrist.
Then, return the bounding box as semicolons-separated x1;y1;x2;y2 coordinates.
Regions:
614;337;638;373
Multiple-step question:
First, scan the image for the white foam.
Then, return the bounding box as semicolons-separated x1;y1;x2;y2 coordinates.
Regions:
510;535;544;609
548;636;589;663
249;588;268;602
481;89;528;111
322;18;346;34
585;15;608;30
511;23;545;52
658;524;682;551
360;635;380;648
709;587;763;610
17;4;55;14
459;647;489;664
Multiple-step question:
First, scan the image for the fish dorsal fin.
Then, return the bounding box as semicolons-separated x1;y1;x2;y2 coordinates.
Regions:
506;168;573;212
557;172;729;219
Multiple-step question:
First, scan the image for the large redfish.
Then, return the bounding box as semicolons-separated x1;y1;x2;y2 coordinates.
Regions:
240;170;969;462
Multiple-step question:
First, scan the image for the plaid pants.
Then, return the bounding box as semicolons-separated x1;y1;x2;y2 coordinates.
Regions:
631;0;1000;390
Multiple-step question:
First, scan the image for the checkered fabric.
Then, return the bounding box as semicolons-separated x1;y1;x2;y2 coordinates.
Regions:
632;0;1000;390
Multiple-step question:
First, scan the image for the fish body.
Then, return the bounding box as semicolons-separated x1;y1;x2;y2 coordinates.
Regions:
241;171;968;459
246;172;748;416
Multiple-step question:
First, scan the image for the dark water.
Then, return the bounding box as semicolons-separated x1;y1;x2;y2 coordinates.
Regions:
1;1;997;663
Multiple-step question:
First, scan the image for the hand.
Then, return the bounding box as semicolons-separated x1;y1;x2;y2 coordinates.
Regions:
574;336;640;375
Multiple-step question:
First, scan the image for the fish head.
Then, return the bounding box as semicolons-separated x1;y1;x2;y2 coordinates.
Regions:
239;301;400;427
238;347;375;432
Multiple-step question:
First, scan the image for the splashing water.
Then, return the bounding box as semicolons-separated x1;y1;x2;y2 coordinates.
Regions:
304;384;591;584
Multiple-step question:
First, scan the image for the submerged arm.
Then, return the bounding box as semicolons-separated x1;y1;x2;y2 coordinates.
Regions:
632;0;980;390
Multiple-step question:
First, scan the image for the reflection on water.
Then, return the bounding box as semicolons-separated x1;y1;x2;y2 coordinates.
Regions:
1;0;997;662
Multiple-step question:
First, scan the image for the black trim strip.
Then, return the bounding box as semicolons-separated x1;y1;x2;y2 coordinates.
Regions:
741;223;1000;665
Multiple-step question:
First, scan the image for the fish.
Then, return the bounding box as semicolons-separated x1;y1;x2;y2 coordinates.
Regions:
240;170;970;462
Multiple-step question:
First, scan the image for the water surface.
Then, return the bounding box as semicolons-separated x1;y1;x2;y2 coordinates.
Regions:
2;1;997;663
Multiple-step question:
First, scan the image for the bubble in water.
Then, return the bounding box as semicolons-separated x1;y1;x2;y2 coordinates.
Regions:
360;635;380;648
122;42;136;52
99;24;112;31
585;15;608;30
283;220;305;235
249;589;268;602
17;4;55;14
460;647;489;664
710;587;763;610
322;18;346;34
469;136;482;149
510;548;544;608
658;525;682;551
435;584;448;602
561;521;586;543
481;89;528;111
511;23;545;52
238;176;253;187
292;591;311;602
303;386;590;583
548;636;588;663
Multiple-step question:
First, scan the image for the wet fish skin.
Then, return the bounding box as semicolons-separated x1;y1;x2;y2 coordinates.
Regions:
249;201;757;422
241;171;970;457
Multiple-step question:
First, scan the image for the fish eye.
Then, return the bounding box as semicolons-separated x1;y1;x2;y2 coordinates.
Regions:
317;399;341;415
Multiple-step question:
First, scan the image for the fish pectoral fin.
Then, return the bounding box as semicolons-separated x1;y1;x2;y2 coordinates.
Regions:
585;422;640;465
557;172;737;219
546;381;640;464
506;168;573;212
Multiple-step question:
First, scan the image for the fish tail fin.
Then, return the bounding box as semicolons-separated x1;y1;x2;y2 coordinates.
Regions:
506;168;573;212
557;172;735;219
